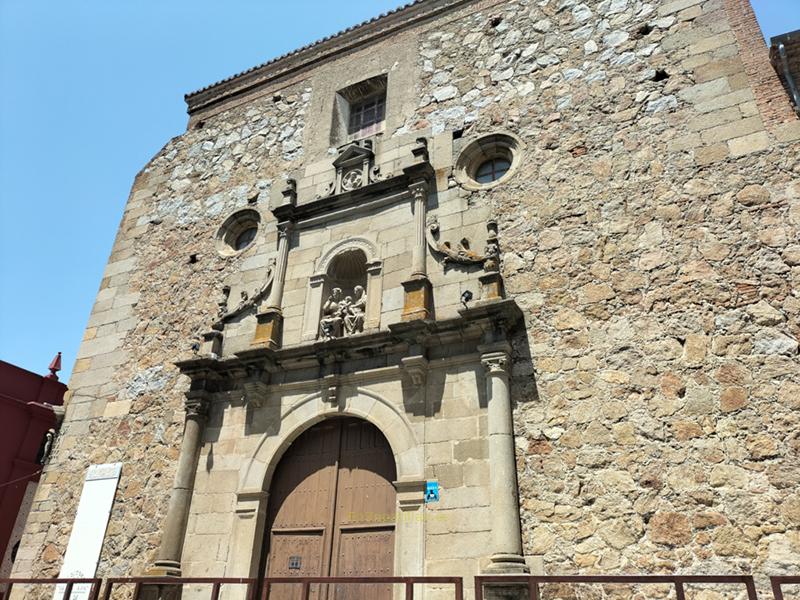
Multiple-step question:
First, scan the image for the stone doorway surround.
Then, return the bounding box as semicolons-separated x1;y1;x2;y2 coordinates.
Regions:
227;389;426;584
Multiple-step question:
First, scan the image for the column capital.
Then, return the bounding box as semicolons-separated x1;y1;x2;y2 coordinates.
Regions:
408;178;430;201
277;221;294;240
481;351;510;376
185;392;210;419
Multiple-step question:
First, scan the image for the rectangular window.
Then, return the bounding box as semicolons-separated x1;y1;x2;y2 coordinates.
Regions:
348;94;386;136
331;75;388;145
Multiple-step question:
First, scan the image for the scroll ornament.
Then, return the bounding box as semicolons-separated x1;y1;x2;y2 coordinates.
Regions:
426;217;501;270
212;257;277;330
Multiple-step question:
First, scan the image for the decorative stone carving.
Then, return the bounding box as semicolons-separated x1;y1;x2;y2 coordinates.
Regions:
320;139;381;197
320;288;345;339
213;258;276;329
426;217;502;267
344;285;366;335
319;286;367;339
483;219;501;272
481;351;510;375
185;391;211;419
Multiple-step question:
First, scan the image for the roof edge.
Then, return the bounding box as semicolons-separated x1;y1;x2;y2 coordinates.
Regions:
184;0;477;116
771;29;800;46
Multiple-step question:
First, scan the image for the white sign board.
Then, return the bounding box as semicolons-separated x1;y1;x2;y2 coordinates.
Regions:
54;463;122;600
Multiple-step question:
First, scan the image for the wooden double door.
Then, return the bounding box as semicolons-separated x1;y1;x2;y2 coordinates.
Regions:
262;418;397;600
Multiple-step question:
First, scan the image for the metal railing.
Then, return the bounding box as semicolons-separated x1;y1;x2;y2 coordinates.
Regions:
0;578;102;600
102;578;255;600
102;576;463;600
474;575;760;600
262;576;463;600
3;574;797;600
771;576;800;600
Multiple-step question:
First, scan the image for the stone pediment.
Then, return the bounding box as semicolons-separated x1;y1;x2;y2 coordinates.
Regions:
332;141;374;169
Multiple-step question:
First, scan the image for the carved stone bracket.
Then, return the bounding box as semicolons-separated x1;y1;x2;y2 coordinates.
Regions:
321;374;340;404
426;217;501;268
243;380;269;408
400;355;429;386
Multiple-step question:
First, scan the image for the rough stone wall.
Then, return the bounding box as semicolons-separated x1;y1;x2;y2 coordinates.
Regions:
11;83;311;579
12;0;800;593
392;0;799;585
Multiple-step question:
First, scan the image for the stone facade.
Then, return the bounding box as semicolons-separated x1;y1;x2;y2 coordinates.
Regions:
11;0;800;598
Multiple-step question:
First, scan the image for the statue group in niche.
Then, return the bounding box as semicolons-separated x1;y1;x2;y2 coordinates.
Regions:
319;285;367;339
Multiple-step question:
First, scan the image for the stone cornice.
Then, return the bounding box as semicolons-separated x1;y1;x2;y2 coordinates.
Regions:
175;298;523;384
184;0;477;116
273;162;435;229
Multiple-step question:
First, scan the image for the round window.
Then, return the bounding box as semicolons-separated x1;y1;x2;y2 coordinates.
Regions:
475;158;511;184
235;226;258;251
454;132;524;190
216;209;261;257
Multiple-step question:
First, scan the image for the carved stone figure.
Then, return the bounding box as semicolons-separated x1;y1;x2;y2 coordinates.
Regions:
320;288;344;339
344;285;366;335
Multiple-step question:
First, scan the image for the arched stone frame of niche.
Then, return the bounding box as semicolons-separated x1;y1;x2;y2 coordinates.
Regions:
301;237;383;341
225;389;425;588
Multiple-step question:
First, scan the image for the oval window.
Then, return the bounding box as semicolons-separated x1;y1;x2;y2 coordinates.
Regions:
235;226;258;251
215;209;261;257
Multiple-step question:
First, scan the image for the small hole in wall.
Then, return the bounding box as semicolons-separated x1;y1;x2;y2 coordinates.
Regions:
248;193;259;205
273;93;282;102
453;128;464;140
636;23;654;37
188;254;198;264
489;15;502;28
652;69;670;82
194;120;205;130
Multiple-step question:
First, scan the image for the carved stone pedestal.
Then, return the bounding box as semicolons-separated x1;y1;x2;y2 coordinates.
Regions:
478;583;530;600
135;582;183;600
478;271;505;303
200;330;223;357
252;308;283;349
401;276;433;321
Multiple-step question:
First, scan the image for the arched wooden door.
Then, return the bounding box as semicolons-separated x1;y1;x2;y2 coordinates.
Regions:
262;418;397;600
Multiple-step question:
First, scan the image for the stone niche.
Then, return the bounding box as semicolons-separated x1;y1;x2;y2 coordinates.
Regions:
302;238;384;341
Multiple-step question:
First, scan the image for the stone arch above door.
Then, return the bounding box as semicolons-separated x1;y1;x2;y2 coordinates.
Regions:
302;237;384;340
228;389;425;580
239;388;421;494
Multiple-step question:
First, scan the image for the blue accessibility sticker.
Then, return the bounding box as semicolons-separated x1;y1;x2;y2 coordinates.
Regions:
425;480;440;503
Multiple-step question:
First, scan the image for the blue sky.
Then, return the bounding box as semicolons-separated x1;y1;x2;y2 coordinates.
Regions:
0;0;797;383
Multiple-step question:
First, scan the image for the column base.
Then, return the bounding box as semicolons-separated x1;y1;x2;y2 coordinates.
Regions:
485;553;530;574
401;276;433;321
479;555;531;600
252;308;283;349
145;560;182;577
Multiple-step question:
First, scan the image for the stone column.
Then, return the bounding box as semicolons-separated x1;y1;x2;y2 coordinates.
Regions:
401;180;433;321
481;351;528;573
254;222;292;349
410;180;428;279
150;392;209;576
